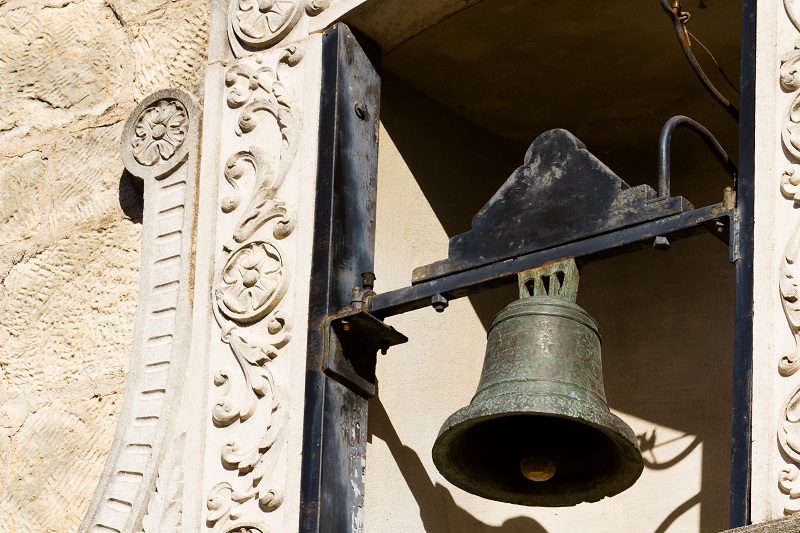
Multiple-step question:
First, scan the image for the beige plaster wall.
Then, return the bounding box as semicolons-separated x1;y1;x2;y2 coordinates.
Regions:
368;75;736;533
0;1;208;530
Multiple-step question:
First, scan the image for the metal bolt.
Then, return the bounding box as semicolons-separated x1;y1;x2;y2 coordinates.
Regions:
431;294;449;313
653;236;671;250
362;272;376;290
354;101;367;120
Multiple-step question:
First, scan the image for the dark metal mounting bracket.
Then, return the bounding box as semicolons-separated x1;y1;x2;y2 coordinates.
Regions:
370;124;738;319
323;286;408;398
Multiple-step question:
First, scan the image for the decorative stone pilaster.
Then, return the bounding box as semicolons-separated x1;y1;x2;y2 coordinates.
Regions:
200;41;312;532
748;0;800;522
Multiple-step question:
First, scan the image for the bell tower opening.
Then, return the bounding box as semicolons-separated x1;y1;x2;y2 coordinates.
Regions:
343;1;745;531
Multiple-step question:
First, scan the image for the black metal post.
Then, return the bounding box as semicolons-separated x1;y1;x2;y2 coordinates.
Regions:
299;23;381;533
730;0;756;526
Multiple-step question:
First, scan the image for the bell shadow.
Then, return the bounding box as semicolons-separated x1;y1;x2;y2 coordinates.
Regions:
368;391;548;533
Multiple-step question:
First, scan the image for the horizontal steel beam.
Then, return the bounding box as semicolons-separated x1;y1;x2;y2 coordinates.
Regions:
371;203;732;319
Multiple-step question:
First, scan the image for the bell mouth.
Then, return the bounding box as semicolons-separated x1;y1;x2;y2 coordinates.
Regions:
432;393;643;507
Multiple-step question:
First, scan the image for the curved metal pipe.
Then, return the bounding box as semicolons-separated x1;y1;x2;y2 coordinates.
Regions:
657;115;737;199
660;0;739;121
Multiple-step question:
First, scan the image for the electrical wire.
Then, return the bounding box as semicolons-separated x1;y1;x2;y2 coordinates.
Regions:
686;29;741;95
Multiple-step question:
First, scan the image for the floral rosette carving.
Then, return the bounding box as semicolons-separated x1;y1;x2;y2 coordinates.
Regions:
230;0;301;49
226;526;266;533
121;89;197;181
131;99;188;166
228;0;331;55
217;242;289;323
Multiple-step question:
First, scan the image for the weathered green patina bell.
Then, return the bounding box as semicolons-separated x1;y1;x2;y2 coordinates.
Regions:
432;259;643;506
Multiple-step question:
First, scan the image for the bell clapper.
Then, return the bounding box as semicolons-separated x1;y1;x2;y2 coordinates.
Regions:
520;456;557;482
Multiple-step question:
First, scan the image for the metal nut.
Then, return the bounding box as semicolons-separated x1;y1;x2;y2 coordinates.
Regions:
431;294;449;313
653;236;671;250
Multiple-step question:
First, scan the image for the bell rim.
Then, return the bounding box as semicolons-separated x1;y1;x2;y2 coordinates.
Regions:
432;391;644;507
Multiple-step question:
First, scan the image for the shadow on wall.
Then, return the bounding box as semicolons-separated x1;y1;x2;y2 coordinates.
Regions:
119;170;144;224
379;72;525;330
368;393;549;533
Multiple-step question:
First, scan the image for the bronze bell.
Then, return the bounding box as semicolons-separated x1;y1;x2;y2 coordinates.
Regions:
432;259;643;506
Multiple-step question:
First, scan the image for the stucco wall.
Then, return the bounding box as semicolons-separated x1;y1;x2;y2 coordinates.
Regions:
0;1;208;530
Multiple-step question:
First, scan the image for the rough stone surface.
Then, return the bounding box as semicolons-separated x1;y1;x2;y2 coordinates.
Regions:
0;151;48;244
0;390;123;533
48;123;127;230
0;221;141;397
131;1;210;100
0;0;209;530
0;0;130;138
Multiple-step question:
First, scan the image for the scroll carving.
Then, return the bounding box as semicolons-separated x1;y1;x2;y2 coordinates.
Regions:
228;0;330;57
780;0;800;515
206;46;302;531
140;433;186;533
780;387;800;512
780;220;800;376
80;89;200;533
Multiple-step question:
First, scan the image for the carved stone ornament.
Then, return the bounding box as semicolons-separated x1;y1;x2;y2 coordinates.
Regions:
781;220;800;376
227;0;330;56
788;0;800;40
781;39;800;92
139;433;186;533
783;93;800;163
780;0;800;515
216;241;289;323
206;45;303;530
121;89;196;180
80;88;199;533
780;387;800;513
132;99;188;166
221;522;267;533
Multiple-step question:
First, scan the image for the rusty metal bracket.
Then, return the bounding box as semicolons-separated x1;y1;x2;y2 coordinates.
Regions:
323;286;408;398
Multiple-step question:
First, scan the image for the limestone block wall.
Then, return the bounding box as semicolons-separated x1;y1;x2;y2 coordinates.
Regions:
0;1;208;530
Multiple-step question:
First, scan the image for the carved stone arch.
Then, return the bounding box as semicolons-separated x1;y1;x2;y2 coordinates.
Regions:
79;88;201;533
